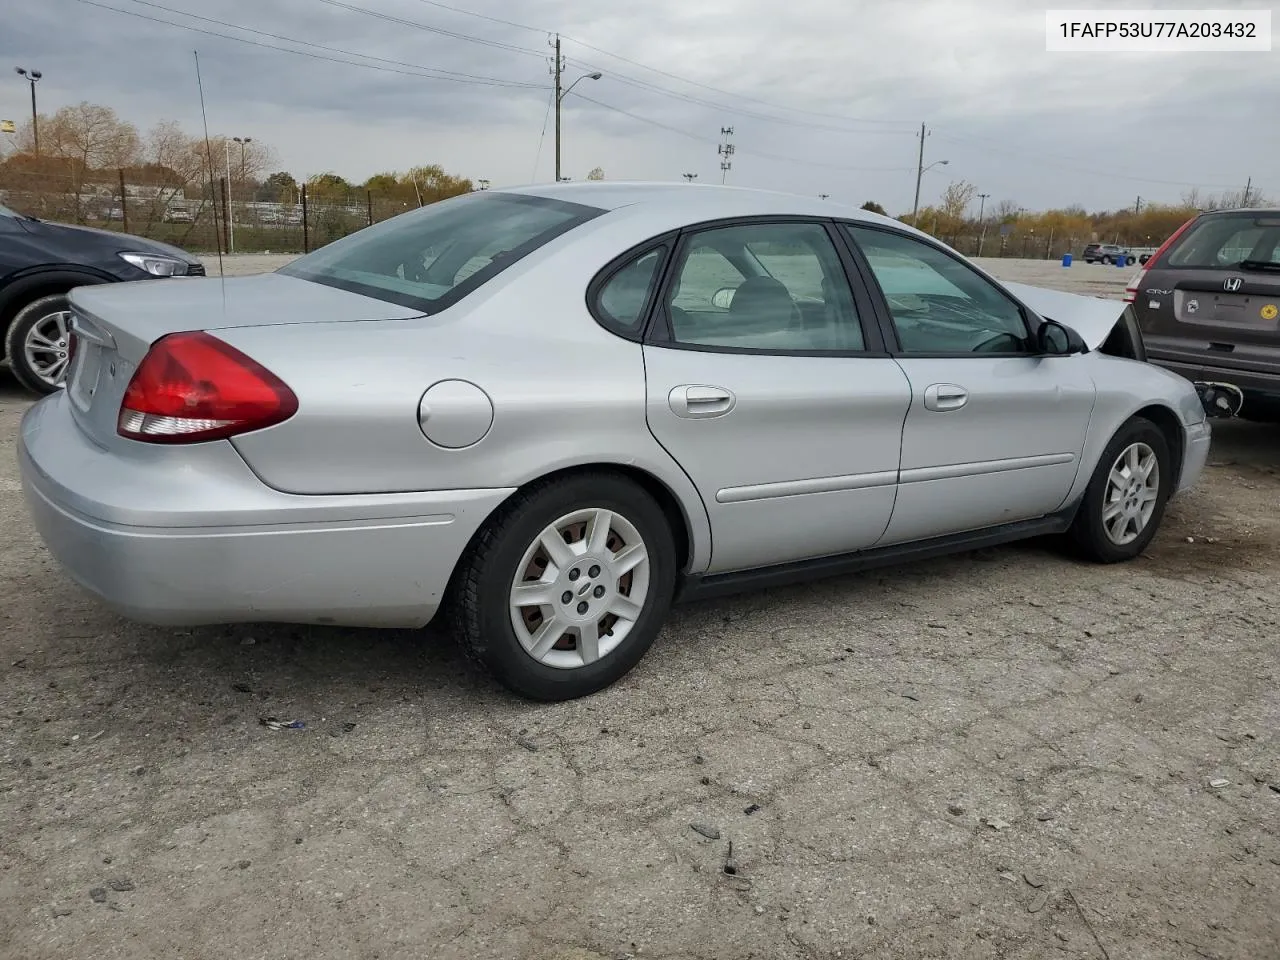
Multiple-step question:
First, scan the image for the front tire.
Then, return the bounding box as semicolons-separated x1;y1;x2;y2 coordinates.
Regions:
1069;417;1173;563
5;293;74;395
448;473;677;701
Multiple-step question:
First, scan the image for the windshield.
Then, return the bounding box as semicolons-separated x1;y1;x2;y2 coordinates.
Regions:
278;191;604;312
1163;214;1280;269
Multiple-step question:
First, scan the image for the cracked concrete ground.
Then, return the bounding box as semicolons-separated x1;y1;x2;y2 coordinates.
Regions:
0;258;1277;960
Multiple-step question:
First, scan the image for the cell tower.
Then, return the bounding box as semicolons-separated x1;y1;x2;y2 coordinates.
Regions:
718;127;734;184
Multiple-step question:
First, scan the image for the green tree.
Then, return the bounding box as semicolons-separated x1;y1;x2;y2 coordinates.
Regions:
306;172;352;201
259;171;298;202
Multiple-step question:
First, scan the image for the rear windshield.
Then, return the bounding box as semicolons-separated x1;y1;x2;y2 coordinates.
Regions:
279;191;604;312
1163;214;1280;269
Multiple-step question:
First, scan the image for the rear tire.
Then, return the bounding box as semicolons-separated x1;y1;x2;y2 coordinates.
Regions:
1069;417;1173;563
448;472;677;701
5;293;73;395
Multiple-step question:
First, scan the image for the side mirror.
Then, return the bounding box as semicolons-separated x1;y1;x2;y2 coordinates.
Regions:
1037;318;1087;356
711;287;736;310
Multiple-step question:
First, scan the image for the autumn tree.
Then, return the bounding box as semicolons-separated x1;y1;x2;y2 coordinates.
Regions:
586;166;604;181
860;200;887;215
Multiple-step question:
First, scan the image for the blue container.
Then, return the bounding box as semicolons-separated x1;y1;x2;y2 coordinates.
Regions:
1061;253;1072;267
1116;256;1127;269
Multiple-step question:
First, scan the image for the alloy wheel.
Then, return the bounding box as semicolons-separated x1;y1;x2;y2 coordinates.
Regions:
22;309;73;388
1102;442;1160;545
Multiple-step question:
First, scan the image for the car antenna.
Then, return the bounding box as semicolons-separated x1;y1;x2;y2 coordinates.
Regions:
192;50;225;296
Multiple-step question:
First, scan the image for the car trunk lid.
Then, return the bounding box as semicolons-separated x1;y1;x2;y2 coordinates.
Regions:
63;273;422;450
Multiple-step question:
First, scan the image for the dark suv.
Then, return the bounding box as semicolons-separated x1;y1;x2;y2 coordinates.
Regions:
1082;242;1135;265
0;202;204;394
1127;208;1280;420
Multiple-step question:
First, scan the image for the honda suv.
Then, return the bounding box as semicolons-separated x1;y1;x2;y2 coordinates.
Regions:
1;201;204;394
1082;242;1135;265
1126;208;1280;421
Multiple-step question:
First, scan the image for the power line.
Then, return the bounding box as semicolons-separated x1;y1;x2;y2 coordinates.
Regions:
315;0;548;60
568;92;912;174
69;0;543;87
562;56;915;135
116;0;541;86
403;0;918;129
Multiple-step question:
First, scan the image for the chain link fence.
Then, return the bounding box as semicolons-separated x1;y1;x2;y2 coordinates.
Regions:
0;168;424;255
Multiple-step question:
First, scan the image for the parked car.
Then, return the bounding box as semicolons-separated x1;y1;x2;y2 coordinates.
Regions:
1126;207;1280;421
18;184;1211;700
1083;242;1135;265
0;202;204;394
163;206;195;224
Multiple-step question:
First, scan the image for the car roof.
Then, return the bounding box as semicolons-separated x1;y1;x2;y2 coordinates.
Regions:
497;180;904;226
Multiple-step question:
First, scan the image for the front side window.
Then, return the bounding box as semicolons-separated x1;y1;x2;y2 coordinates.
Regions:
279;192;603;312
662;221;864;352
844;225;1030;354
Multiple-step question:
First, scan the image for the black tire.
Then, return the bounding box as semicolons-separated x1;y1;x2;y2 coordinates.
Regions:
1125;255;1136;266
447;472;678;701
1101;255;1112;265
1069;416;1173;563
5;293;72;395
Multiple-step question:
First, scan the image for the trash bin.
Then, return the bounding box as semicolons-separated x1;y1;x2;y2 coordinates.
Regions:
1061;253;1072;267
1116;256;1128;268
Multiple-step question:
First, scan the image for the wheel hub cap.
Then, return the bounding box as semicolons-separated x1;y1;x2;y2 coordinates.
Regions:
508;508;651;671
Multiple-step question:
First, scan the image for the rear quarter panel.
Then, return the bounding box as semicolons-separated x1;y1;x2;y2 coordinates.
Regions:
217;214;723;572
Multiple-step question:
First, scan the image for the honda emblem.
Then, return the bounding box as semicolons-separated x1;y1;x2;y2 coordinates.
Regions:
1224;277;1243;292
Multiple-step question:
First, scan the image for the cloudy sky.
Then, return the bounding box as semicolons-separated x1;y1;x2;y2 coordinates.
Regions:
2;0;1275;213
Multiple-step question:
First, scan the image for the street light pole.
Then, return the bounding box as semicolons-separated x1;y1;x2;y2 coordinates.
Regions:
233;136;252;186
552;35;601;183
14;67;41;155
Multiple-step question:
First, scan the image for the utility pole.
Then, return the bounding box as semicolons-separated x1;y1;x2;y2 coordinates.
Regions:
976;192;990;256
911;122;927;225
224;139;235;253
1242;176;1252;206
553;34;562;183
718;127;734;184
1134;195;1142;214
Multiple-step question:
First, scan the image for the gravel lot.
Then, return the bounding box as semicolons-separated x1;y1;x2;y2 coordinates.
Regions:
1;258;1277;960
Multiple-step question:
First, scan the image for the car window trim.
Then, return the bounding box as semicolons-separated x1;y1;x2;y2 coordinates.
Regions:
585;231;679;342
643;215;889;358
835;219;1047;359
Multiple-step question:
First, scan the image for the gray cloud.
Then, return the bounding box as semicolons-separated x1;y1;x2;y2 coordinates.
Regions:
2;0;1275;211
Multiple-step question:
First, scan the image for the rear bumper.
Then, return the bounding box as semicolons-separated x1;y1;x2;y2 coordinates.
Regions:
17;392;514;628
1148;355;1280;401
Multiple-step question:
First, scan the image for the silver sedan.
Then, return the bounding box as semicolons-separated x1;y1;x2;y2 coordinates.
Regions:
18;183;1212;700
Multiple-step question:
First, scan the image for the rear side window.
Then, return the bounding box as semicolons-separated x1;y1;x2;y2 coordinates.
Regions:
593;245;668;336
1164;215;1280;268
279;192;603;313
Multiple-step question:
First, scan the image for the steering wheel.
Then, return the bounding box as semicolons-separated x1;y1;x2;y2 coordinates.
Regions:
972;332;1022;353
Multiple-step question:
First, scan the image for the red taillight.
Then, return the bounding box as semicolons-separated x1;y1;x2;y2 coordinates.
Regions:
117;331;297;443
1124;215;1197;303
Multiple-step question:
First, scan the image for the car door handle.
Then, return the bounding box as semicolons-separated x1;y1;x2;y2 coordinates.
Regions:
669;384;736;418
923;383;968;412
